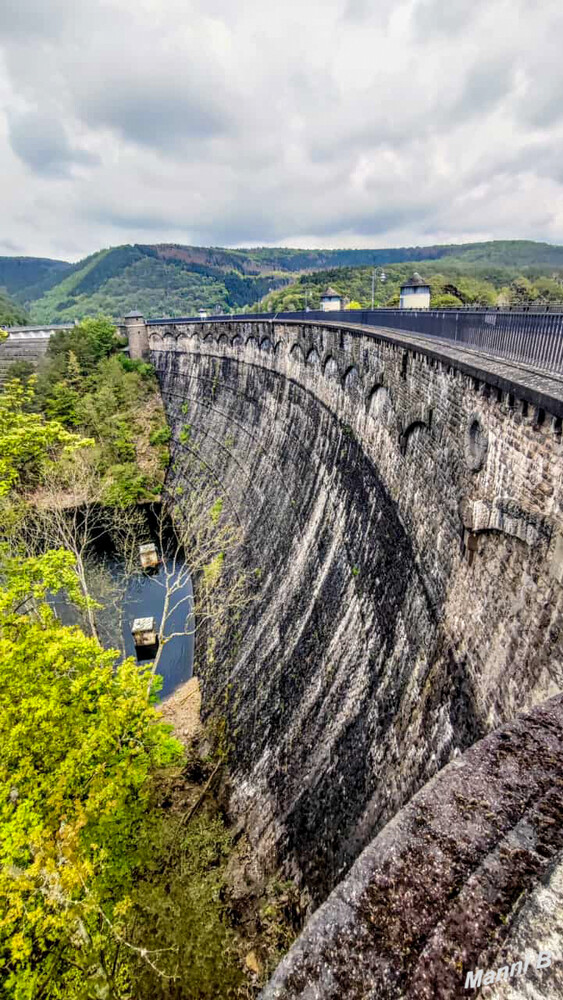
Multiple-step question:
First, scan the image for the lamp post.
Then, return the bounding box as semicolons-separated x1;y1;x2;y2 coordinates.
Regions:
371;269;387;309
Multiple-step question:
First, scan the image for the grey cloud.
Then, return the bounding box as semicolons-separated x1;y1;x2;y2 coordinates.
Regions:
343;0;369;18
304;204;433;240
0;0;561;257
0;239;23;253
82;205;186;234
525;93;563;129
504;137;563;186
195;216;300;247
517;67;563;129
342;0;389;21
77;86;229;150
91;174;435;247
60;18;234;153
412;0;490;36
84;204;279;249
8;112;99;177
451;57;517;118
301;56;519;168
0;0;69;38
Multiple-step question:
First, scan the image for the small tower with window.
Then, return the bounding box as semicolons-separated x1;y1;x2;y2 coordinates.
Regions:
399;273;431;310
320;287;343;312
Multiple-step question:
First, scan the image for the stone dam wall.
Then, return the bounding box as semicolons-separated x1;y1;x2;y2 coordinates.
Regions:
0;325;74;381
262;693;563;999
146;317;563;994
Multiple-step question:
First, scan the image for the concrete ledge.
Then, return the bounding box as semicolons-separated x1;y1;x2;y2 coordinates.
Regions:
282;317;563;421
261;695;563;1000
148;317;563;421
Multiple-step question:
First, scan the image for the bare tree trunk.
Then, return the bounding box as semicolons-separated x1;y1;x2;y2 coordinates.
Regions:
146;491;249;687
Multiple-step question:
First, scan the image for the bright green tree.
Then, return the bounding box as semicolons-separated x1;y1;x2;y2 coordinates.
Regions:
0;378;92;497
65;350;83;389
432;293;464;308
46;317;118;376
0;550;184;999
3;361;36;387
454;277;497;306
45;381;81;427
531;276;563;303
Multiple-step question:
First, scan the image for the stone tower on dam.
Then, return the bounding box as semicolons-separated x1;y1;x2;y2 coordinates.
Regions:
127;313;563;997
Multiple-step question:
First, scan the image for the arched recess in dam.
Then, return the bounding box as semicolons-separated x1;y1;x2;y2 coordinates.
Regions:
147;317;563;912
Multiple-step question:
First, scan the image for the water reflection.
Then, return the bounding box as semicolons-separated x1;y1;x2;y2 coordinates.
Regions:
49;512;194;700
121;558;194;698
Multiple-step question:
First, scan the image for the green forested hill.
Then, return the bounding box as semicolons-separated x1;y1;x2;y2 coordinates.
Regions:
252;257;563;312
27;245;292;322
240;239;563;271
0;290;29;327
1;239;562;322
0;256;73;303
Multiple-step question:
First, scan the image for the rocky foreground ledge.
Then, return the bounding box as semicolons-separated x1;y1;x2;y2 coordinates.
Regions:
261;695;563;1000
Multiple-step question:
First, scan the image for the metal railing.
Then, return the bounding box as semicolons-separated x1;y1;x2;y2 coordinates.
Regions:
147;307;563;376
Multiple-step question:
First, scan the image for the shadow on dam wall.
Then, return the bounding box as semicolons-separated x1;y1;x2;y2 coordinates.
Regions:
149;319;563;915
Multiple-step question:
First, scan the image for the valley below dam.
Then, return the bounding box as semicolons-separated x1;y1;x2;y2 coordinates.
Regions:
49;506;194;699
134;312;563;998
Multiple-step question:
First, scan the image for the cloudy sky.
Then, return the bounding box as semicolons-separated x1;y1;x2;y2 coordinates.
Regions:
0;0;562;261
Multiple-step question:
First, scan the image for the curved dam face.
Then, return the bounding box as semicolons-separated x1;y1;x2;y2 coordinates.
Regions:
150;318;563;907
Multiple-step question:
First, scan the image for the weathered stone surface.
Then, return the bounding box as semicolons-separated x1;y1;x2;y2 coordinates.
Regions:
148;317;563;988
485;855;563;998
0;328;58;380
260;695;563;1000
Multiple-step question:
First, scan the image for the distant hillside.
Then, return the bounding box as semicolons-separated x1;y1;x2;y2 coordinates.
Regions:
0;256;73;304
253;257;563;312
28;244;292;322
1;240;561;322
238;239;563;272
0;290;28;328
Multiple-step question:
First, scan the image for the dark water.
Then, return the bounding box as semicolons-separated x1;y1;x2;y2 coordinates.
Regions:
119;558;194;698
49;514;194;700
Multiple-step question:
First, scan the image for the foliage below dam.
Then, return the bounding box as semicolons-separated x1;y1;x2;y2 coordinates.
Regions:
0;317;300;999
3;316;167;506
